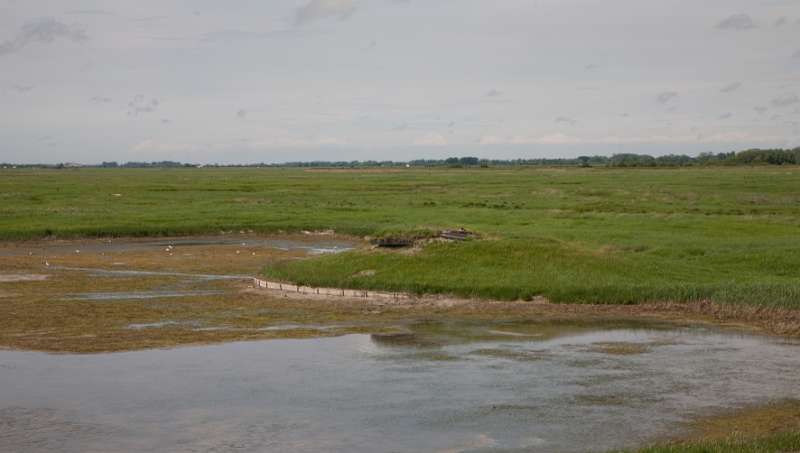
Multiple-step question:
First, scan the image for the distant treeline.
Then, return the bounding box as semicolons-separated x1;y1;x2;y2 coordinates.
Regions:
0;161;197;169
2;148;800;169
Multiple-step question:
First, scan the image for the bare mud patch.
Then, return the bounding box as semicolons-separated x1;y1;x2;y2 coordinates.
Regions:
587;341;652;355
468;347;550;362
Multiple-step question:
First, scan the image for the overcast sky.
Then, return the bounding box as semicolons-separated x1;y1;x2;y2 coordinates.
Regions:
1;0;799;164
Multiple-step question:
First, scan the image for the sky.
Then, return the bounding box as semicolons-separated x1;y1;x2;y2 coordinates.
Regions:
0;0;799;164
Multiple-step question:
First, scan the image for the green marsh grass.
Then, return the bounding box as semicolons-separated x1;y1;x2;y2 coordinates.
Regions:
612;432;800;453
2;166;800;307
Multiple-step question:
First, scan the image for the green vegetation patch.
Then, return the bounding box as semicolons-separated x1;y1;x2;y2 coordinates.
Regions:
3;167;800;307
612;432;800;453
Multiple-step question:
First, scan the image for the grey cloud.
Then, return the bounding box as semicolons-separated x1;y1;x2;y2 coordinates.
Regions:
295;0;357;26
584;63;599;71
792;49;800;60
718;112;733;120
716;14;756;30
90;96;112;103
202;30;274;42
65;10;114;16
720;82;742;93
485;89;502;97
148;35;196;42
657;91;679;104
555;116;577;126
237;109;247;119
161;118;172;125
754;106;768;114
127;95;160;116
0;18;88;57
774;16;788;27
131;16;168;23
11;85;34;93
771;94;799;108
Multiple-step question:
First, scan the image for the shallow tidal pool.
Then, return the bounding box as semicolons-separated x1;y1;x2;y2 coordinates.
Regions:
1;322;799;453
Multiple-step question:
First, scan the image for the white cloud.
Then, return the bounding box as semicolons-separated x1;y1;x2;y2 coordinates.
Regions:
413;133;447;146
535;133;584;145
132;139;194;153
477;132;787;147
477;134;583;145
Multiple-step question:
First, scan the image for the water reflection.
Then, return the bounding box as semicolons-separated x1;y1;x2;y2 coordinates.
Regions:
1;322;799;453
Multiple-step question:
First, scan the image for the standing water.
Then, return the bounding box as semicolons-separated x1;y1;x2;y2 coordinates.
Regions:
1;321;799;453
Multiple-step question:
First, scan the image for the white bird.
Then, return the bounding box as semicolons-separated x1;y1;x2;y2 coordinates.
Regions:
75;249;80;254
45;260;50;267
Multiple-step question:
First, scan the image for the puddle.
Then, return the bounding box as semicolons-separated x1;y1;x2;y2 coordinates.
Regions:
1;322;799;453
47;266;238;303
126;321;191;330
52;266;251;280
0;274;49;282
259;324;350;332
0;236;356;257
65;290;226;301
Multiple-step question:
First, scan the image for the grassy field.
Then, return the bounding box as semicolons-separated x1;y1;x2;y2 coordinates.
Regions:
2;166;800;306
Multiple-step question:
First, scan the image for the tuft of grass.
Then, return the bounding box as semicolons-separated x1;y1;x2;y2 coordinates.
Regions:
611;432;800;453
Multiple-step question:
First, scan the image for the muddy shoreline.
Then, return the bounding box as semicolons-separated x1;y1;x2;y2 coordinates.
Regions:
1;234;800;354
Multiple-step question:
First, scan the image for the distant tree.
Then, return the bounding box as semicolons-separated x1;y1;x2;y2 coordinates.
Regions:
609;154;656;167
